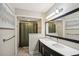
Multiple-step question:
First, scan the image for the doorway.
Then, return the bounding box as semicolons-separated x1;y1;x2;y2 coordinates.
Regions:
19;21;38;47
18;21;38;55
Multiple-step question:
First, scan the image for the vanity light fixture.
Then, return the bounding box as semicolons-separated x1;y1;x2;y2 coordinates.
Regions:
56;8;63;14
46;8;63;19
59;8;63;13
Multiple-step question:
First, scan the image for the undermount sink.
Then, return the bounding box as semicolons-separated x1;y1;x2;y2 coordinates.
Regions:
52;44;65;48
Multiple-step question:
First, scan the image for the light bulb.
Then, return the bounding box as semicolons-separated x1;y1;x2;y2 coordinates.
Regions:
56;9;59;14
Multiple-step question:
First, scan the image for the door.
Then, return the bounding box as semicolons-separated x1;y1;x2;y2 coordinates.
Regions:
0;29;15;56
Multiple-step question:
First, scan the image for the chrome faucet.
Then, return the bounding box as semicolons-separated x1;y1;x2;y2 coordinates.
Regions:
57;38;59;44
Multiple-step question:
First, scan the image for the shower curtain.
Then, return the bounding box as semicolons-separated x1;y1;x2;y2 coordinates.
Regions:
19;22;38;47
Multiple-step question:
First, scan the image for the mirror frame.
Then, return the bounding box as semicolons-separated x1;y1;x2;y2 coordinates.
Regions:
45;8;79;43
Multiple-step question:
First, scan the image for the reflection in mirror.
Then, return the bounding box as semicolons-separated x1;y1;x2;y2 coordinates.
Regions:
48;22;56;33
46;20;63;37
46;21;57;36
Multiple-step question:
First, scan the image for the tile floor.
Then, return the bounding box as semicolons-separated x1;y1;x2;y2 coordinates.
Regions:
17;47;41;56
18;47;29;56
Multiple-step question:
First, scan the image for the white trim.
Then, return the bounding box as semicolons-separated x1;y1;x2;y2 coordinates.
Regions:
16;15;42;19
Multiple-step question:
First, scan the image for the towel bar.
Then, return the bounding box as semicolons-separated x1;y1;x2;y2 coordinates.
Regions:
3;35;15;42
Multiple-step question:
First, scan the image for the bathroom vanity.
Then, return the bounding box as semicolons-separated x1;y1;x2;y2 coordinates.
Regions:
39;38;79;56
42;7;79;56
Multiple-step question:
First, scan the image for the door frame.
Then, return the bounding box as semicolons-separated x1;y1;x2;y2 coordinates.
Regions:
16;15;41;55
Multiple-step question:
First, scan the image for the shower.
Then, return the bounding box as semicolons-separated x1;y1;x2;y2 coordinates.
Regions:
19;21;38;47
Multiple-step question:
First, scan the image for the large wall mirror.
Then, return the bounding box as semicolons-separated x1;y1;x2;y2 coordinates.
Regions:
45;8;79;43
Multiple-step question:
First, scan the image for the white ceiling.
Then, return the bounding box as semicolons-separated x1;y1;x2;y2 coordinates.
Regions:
10;3;54;13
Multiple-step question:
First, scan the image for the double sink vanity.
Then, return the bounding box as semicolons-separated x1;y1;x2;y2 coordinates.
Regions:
39;37;79;56
40;8;79;56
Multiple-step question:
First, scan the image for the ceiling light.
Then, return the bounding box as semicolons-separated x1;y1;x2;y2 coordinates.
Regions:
46;8;63;19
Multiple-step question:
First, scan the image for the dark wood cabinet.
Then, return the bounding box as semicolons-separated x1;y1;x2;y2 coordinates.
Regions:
39;40;63;56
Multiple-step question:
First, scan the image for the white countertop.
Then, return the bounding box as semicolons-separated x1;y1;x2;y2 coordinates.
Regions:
39;38;79;56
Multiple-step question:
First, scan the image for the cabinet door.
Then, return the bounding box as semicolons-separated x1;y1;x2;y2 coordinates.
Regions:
39;41;45;56
0;29;15;56
44;48;50;56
